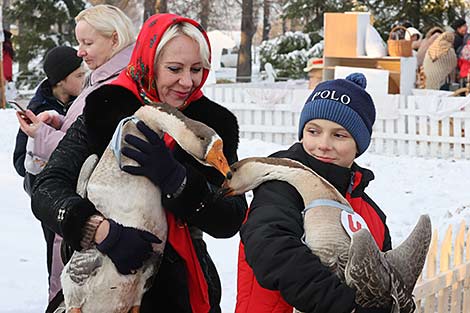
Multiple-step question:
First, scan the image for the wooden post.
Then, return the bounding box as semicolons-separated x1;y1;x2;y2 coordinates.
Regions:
463;229;470;312
424;229;438;312
451;221;466;313
437;226;452;313
0;47;5;109
0;2;4;109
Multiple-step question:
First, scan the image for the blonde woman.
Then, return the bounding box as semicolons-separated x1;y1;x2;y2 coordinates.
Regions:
16;5;136;308
32;13;247;312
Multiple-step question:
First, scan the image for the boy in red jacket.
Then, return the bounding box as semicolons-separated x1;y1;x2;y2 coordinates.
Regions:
237;73;392;313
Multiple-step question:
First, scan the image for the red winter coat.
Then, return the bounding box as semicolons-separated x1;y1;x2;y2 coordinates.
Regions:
236;143;391;313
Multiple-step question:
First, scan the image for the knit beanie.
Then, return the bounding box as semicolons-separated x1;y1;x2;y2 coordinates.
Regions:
298;73;376;156
43;46;82;86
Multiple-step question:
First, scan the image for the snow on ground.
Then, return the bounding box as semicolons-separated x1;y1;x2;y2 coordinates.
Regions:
1;108;470;312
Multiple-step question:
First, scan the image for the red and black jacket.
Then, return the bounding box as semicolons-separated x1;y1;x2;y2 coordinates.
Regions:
237;142;391;313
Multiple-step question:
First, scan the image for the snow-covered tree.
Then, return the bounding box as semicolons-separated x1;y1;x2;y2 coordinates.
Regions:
6;0;86;88
282;0;353;33
259;31;322;79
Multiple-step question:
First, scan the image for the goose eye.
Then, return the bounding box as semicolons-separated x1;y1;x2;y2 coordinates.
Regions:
198;136;205;141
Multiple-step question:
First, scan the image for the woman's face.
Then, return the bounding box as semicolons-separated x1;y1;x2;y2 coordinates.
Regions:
154;35;204;108
301;119;357;168
75;20;117;70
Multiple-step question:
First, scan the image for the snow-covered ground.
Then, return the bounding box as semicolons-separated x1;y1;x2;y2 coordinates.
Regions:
1;108;470;312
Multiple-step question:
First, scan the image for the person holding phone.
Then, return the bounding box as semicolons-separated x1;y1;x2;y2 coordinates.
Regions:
13;5;136;309
9;101;30;122
12;45;85;304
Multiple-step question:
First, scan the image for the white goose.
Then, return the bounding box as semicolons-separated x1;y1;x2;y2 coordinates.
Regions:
223;157;431;313
62;102;231;313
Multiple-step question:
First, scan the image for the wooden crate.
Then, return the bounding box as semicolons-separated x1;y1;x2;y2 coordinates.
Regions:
323;12;370;58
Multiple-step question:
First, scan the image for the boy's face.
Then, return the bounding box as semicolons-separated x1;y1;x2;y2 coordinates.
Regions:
301;119;357;168
60;65;86;97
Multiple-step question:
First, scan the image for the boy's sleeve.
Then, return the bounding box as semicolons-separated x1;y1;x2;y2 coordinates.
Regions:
12;128;27;177
240;180;357;313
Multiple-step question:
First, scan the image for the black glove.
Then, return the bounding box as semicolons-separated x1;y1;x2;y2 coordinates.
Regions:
96;219;162;275
122;121;186;195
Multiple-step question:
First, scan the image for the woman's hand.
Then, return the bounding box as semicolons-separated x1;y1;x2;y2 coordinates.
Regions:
37;111;62;129
121;121;186;195
16;110;43;138
95;219;162;275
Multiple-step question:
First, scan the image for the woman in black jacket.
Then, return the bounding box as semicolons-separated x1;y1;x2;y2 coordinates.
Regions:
31;14;247;313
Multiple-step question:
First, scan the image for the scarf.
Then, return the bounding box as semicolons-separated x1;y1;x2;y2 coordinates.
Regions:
112;13;210;108
112;13;211;313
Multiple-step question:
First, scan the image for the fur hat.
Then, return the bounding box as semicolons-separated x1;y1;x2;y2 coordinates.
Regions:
298;73;376;155
43;46;82;86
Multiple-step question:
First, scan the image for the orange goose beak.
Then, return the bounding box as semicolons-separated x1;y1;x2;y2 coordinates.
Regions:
205;139;232;178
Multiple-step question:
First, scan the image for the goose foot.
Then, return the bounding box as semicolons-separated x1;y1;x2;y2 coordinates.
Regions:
70;308;81;313
130;306;140;313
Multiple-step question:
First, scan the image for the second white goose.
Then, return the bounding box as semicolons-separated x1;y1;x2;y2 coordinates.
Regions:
223;157;431;313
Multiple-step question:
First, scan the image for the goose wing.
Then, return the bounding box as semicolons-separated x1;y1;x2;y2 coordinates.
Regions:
384;215;431;292
63;248;104;309
76;154;99;198
345;229;394;309
67;249;103;285
384;215;432;312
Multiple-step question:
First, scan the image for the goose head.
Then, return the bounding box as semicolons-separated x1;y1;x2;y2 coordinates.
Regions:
222;157;310;196
135;103;232;177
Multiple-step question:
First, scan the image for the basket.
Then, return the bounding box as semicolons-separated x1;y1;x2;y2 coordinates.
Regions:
387;26;412;57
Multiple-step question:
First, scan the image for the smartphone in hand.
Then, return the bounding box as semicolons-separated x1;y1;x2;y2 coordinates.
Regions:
9;100;32;123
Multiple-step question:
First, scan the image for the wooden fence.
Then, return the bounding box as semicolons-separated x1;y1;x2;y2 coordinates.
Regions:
371;95;470;160
204;84;470;159
204;83;309;145
413;221;470;313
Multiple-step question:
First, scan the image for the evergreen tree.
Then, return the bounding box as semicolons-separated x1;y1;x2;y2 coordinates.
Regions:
5;0;85;88
282;0;469;38
283;0;353;33
362;0;469;39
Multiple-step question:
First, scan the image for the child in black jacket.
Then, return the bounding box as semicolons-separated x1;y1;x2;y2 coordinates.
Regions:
236;73;392;313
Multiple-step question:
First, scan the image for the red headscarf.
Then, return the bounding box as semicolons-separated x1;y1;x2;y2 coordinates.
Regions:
112;14;212;312
112;13;211;107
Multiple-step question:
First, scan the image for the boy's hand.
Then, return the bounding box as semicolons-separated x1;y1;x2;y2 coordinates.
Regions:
17;110;42;138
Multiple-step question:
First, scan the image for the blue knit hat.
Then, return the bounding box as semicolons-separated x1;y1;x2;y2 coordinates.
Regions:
298;73;376;155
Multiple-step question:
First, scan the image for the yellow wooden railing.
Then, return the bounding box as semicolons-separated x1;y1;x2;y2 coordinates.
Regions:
413;221;470;313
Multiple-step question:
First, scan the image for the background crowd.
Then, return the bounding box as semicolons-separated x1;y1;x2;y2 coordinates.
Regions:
393;18;470;91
